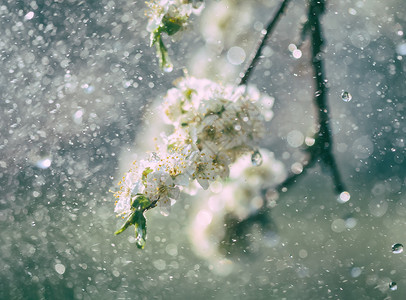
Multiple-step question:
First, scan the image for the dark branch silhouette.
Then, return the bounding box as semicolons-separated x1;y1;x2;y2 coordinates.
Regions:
277;0;346;195
231;0;347;238
237;0;291;86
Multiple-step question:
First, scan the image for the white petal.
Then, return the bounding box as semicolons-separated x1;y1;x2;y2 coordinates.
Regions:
168;186;180;199
159;197;171;216
196;177;209;190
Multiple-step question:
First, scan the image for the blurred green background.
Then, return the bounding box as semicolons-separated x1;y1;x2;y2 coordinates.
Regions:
0;0;405;299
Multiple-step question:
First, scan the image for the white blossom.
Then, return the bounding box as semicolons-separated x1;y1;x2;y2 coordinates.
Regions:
162;76;273;163
113;164;145;217
114;76;275;218
144;170;180;215
192;149;228;190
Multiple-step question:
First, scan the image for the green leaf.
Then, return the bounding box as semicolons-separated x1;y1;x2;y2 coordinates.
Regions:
131;194;151;211
142;167;153;183
162;17;183;36
155;35;173;72
150;27;173;72
115;210;148;249
115;194;154;248
114;211;137;236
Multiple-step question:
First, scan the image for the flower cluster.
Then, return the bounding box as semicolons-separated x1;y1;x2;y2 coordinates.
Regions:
161;76;274;159
113;76;274;247
146;0;204;71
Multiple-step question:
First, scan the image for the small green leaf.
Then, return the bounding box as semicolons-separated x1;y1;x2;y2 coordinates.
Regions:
155;36;173;72
114;211;137;235
131;194;151;211
142;167;153;183
115;210;149;249
162;17;183;36
115;195;152;248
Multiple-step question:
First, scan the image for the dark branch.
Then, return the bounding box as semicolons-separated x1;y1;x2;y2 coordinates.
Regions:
275;0;346;195
224;1;347;248
237;0;291;86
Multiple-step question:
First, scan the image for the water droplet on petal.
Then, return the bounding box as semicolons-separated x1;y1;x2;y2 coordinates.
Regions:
251;150;263;166
341;91;352;102
389;281;397;291
392;243;403;254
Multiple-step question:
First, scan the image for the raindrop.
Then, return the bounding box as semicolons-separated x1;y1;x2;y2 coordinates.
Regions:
345;217;357;229
341;91;352;102
287;130;304;148
153;259;166;271
263;230;280;247
292;49;302;59
288;44;297;52
24;11;34;20
265;189;279;206
73;109;84;124
291;162;303;174
389;281;397;291
391;243;403;254
350;267;362;278
227;46;246;65
82;84;94;94
305;136;315;146
338;191;351;203
396;43;406;56
163;63;173;73
55;263;66;275
36;158;52;169
251;150;263;166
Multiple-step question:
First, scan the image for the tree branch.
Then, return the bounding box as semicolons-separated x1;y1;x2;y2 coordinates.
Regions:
237;0;291;86
275;0;346;195
225;0;347;248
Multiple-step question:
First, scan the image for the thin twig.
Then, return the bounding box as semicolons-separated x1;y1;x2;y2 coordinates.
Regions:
237;0;291;86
